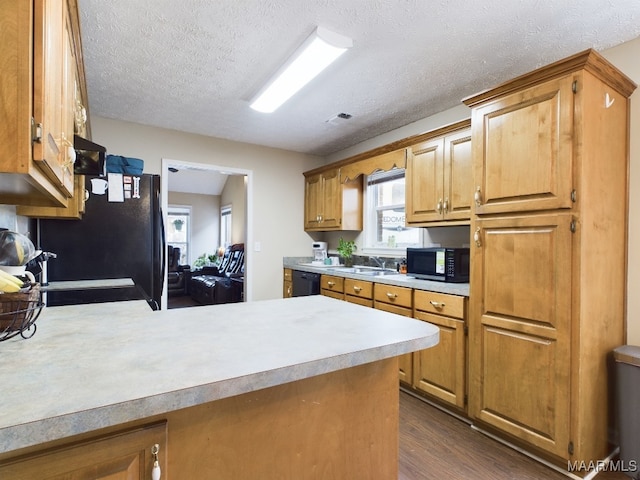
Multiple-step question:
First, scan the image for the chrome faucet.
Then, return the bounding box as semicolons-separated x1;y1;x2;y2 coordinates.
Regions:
370;257;386;269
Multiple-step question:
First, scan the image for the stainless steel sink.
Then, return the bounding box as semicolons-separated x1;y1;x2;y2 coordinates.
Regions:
327;266;397;276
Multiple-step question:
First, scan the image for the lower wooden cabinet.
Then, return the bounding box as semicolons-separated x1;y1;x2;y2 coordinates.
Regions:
285;268;469;412
374;283;413;384
320;274;344;300
413;291;467;411
0;422;166;479
283;268;292;298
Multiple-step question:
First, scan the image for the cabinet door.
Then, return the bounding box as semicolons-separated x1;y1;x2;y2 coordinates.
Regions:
304;173;322;229
375;301;413;384
33;0;74;198
320;169;341;228
406;137;444;223
443;129;472;221
374;284;413;383
413;312;466;409
469;213;572;458
471;76;574;215
0;422;166;479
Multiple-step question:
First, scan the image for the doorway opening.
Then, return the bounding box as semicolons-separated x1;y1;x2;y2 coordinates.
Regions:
160;158;253;310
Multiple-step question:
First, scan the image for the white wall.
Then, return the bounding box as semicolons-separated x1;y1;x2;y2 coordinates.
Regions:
168;191;219;265
91;117;324;301
220;175;247;245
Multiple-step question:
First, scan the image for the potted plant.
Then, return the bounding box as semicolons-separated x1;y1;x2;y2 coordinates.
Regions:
337;238;357;267
172;219;184;231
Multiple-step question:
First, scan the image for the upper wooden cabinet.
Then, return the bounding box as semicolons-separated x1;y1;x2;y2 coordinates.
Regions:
406;122;472;226
469;76;575;215
0;0;88;208
304;168;362;231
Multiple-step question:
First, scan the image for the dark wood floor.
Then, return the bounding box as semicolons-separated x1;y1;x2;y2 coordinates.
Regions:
399;391;630;480
167;294;203;309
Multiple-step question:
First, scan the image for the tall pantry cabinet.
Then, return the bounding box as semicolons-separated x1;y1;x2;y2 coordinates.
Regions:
464;50;636;465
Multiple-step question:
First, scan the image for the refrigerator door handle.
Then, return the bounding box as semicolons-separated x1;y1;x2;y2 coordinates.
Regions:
160;207;166;296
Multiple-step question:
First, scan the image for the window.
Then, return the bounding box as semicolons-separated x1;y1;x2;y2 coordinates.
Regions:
167;206;191;264
220;205;232;247
364;169;420;252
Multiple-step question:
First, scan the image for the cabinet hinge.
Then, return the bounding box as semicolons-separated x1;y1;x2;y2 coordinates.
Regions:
464;394;468;406
571;189;577;203
568;441;574;455
464;325;469;336
572;80;578;94
570;220;577;233
31;118;43;143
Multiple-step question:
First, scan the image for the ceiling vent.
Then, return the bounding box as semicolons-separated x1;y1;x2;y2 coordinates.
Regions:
325;112;353;125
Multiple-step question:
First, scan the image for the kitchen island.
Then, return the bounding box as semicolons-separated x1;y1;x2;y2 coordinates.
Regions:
0;296;438;479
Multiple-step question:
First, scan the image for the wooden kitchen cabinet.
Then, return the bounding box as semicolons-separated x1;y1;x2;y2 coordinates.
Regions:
406;122;472;226
283;268;293;298
304;168;362;231
464;49;636;465
413;290;467;411
16;174;86;219
344;278;373;308
0;0;88;207
320;274;344;300
374;283;413;384
0;422;167;479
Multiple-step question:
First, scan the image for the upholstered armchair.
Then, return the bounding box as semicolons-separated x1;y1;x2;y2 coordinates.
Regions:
190;244;244;304
167;246;191;296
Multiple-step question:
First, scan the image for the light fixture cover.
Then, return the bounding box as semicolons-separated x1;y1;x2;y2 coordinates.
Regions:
250;27;352;113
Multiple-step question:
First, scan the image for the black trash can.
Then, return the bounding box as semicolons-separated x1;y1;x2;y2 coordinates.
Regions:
614;345;640;479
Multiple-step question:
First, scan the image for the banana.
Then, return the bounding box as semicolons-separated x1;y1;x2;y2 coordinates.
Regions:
0;269;24;288
0;277;20;293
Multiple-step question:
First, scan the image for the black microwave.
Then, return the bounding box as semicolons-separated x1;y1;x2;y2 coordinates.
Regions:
406;247;470;283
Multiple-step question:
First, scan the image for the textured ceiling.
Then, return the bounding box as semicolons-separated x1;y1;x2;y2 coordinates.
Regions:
78;0;640;158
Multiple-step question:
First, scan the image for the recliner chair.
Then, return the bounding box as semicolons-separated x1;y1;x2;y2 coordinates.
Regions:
167;246;191;296
190;244;244;304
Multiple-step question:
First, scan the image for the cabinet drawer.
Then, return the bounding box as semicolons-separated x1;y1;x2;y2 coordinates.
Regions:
414;290;465;319
321;275;344;293
374;284;412;309
344;278;373;299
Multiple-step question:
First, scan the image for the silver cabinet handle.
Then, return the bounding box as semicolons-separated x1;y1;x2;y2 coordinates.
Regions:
474;186;482;207
429;300;445;309
386;292;397;299
474;227;482;247
353;286;362;292
443;197;449;213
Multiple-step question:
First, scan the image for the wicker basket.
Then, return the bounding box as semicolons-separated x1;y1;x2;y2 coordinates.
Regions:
0;283;43;341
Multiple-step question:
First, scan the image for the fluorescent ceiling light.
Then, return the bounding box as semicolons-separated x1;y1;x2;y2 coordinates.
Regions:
250;27;353;113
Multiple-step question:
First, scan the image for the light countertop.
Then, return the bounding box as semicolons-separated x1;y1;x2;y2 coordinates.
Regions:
0;296;439;453
283;258;470;297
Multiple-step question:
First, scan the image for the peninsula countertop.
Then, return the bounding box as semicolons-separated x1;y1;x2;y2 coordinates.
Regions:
0;296;439;454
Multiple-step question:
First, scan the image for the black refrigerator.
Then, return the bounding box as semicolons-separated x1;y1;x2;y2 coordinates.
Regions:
34;174;164;310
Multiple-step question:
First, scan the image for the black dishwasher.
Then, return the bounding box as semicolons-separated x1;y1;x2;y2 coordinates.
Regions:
292;270;320;296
